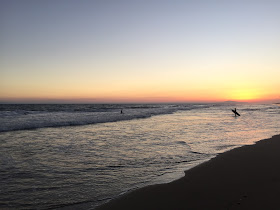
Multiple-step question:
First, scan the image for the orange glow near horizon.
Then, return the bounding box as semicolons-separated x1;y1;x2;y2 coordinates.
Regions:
1;69;279;103
0;88;277;104
227;89;262;101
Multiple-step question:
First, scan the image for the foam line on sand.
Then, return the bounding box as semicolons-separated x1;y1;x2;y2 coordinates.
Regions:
96;134;280;210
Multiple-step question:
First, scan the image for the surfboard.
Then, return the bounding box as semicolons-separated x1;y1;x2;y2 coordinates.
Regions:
232;109;240;116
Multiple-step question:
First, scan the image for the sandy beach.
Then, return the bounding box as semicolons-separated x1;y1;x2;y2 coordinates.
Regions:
97;134;280;210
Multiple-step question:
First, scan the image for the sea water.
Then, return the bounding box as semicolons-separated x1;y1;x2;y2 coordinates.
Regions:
0;103;279;209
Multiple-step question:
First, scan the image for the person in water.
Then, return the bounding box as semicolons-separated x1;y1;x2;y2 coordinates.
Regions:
121;109;123;114
233;108;240;117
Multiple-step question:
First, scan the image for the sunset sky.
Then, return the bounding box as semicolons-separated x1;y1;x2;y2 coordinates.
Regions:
1;0;279;103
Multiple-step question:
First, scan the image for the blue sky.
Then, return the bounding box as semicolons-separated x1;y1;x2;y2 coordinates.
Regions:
1;0;280;103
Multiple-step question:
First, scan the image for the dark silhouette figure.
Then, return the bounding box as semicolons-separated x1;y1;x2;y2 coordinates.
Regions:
121;109;123;114
232;108;240;117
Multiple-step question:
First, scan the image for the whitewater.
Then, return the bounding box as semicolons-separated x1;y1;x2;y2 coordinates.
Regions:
0;104;209;132
0;103;279;209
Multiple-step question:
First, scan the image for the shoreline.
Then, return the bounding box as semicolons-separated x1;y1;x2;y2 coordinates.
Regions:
96;134;280;209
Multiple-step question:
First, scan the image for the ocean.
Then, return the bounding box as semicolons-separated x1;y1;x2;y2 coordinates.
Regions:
0;103;279;209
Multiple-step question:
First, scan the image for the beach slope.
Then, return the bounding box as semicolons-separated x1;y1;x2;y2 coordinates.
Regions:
97;135;280;210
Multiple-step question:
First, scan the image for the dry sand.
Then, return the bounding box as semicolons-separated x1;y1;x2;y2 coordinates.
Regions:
96;135;280;210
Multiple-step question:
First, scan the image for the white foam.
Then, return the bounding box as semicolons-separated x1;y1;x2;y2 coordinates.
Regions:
0;104;214;132
0;108;173;132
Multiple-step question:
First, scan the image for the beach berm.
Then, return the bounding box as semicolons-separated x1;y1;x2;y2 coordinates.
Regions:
97;134;280;210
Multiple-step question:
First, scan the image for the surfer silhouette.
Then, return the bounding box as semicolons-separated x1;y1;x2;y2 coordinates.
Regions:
121;109;123;114
232;108;240;117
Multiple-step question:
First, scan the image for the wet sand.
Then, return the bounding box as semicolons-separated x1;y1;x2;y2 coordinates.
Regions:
96;134;280;210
